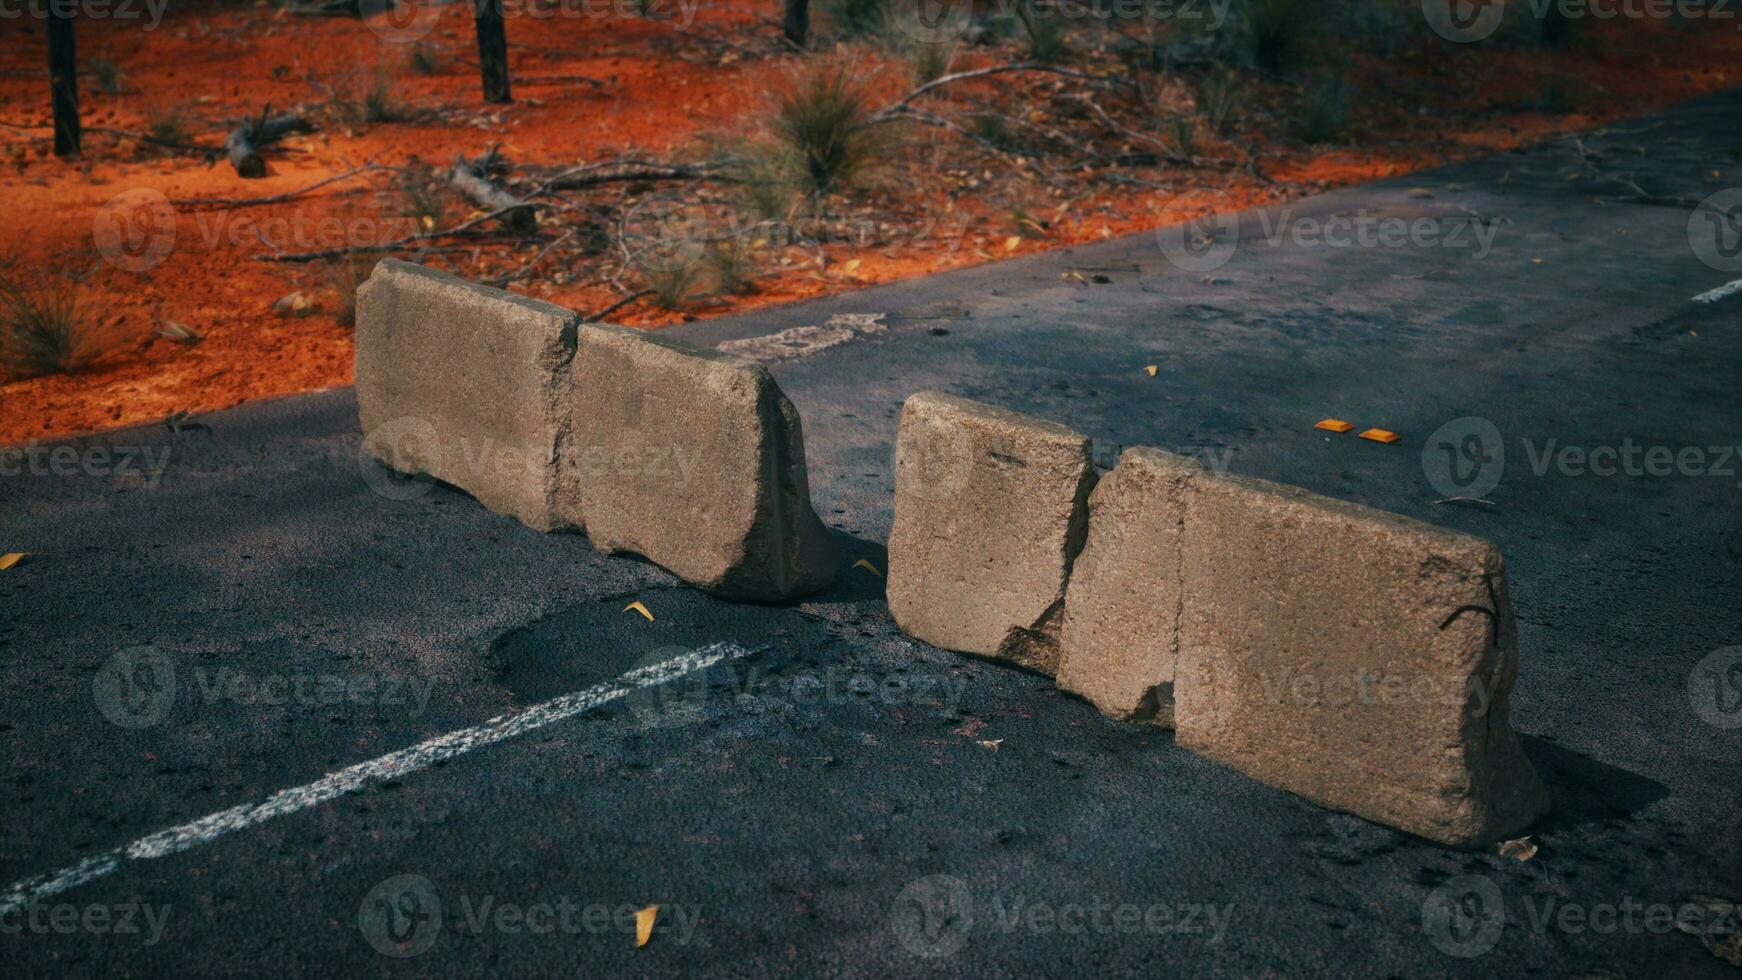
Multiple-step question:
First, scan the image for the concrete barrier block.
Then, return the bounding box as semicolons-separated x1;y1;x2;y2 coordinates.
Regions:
1056;448;1203;727
566;324;837;601
886;392;1096;673
355;259;580;531
1173;473;1549;846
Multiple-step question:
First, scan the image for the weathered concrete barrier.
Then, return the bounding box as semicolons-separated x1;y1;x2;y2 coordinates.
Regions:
355;259;580;531
1055;447;1198;727
1051;444;1548;845
564;323;837;601
1172;470;1548;846
886;392;1096;673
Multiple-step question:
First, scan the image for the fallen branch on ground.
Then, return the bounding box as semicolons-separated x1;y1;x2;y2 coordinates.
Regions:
226;109;315;178
449;150;539;233
871;62;1135;123
171;164;380;210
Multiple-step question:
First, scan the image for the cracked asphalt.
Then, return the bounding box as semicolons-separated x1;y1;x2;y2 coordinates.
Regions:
3;90;1741;977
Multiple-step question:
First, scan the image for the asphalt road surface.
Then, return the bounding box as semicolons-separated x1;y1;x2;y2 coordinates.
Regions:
3;90;1741;978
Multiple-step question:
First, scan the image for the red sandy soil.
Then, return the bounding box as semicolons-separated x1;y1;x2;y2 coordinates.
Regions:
0;3;1736;445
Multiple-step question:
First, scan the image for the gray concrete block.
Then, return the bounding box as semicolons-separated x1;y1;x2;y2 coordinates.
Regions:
355;259;579;531
886;392;1096;673
1056;447;1202;726
565;323;837;601
1173;472;1549;846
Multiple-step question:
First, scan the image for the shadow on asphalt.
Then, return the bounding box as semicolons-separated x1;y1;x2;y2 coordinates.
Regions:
1521;735;1670;833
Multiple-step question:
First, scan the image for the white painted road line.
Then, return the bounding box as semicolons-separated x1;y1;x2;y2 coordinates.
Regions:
1693;279;1742;305
0;643;753;914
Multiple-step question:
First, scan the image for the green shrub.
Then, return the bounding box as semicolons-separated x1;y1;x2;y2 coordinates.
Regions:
909;41;954;85
705;239;758;295
1017;7;1070;63
324;259;368;327
145;102;191;146
772;63;877;197
0;277;102;379
1196;70;1243;135
407;44;441;76
89;57;123;96
639;258;704;311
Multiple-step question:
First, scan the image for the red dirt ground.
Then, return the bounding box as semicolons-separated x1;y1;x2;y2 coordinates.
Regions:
0;4;1736;445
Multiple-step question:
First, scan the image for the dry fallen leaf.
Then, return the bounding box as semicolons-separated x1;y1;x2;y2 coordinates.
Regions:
1003;236;1021;252
623;601;654;622
271;291;317;317
0;553;25;570
1497;837;1538;862
851;558;883;579
635;906;659;948
1143;365;1158;377
157;320;203;345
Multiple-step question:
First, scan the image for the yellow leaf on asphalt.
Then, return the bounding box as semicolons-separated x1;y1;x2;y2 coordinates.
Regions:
623;601;654;622
851;559;883;579
1498;837;1538;862
0;553;24;570
1144;365;1158;377
636;906;659;947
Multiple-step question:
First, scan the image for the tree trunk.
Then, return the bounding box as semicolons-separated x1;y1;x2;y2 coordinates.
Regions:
472;0;511;104
48;9;79;157
783;0;809;48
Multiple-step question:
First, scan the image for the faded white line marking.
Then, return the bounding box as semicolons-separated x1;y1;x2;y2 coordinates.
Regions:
1;643;751;914
1693;279;1742;305
717;313;887;362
